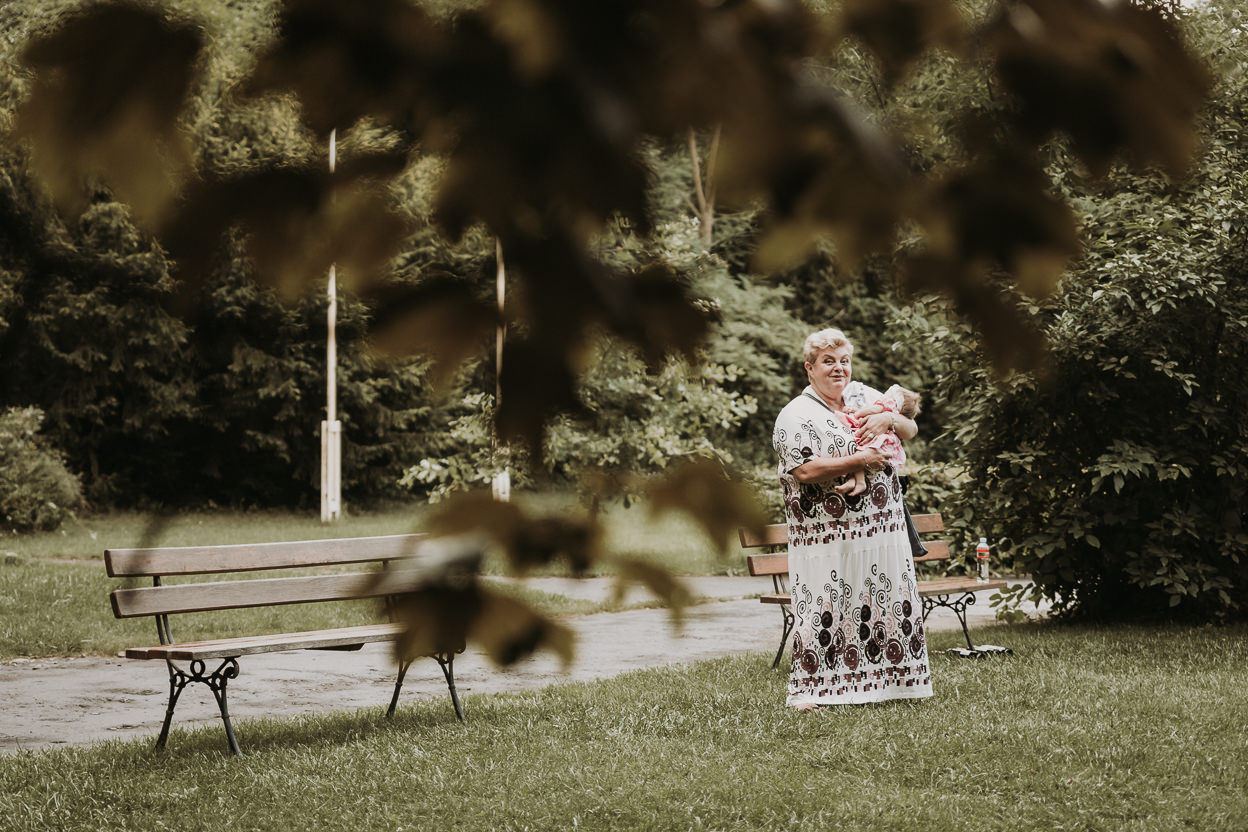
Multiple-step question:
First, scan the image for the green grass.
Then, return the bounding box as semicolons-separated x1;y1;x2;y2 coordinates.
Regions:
0;504;738;659
0;559;383;659
600;507;746;577
2;624;1245;831
0;506;433;562
0;502;739;574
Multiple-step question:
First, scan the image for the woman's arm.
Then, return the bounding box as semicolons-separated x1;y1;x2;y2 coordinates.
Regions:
850;385;917;442
791;447;888;484
853;411;917;442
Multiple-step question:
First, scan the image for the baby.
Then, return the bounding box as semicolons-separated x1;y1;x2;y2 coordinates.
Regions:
835;384;922;496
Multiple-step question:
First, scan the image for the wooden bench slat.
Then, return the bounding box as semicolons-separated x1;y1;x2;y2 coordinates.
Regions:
110;573;384;618
913;540;950;563
918;578;1009;595
746;554;788;576
105;533;429;577
738;526;787;548
123;623;404;661
740;515;943;551
750;542;948;573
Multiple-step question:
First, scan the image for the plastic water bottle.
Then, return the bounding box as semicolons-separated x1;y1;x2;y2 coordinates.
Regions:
976;537;990;583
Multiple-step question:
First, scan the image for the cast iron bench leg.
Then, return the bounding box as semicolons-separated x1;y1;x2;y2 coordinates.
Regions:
435;652;465;721
386;654;464;721
922;593;978;651
386;659;411;718
772;605;795;669
156;657;242;755
156;661;191;751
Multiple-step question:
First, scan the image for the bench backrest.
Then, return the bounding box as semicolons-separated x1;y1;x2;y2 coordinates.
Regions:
105;533;429;619
740;514;949;577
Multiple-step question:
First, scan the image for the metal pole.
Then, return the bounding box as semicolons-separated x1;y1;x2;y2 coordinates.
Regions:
321;129;342;522
495;238;505;408
491;239;510;502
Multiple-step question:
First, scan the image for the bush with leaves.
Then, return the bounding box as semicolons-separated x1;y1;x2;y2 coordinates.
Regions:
922;1;1248;619
0;406;82;532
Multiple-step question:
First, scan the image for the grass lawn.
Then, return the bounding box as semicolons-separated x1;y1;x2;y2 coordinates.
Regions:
0;501;737;575
0;506;432;560
0;503;740;660
2;624;1245;831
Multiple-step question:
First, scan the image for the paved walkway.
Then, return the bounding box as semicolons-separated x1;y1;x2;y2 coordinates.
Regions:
0;577;1038;755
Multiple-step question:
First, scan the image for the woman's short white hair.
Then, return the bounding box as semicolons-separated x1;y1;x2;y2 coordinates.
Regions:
803;328;853;364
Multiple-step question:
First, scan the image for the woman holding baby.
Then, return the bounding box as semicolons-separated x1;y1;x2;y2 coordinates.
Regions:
772;327;932;708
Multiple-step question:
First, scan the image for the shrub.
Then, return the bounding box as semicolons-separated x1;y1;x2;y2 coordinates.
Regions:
0;407;83;532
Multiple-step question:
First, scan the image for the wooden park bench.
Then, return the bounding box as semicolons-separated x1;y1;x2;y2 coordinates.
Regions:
741;513;1008;668
105;533;465;755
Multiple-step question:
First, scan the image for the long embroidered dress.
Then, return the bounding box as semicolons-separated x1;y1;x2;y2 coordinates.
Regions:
773;382;933;706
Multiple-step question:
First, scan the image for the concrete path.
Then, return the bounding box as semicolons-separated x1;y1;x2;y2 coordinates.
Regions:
0;577;1038;755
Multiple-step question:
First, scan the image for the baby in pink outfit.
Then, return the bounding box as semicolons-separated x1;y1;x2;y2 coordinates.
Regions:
835;384;922;496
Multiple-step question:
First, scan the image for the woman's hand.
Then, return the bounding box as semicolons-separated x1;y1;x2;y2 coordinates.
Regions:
856;446;888;470
853;412;896;444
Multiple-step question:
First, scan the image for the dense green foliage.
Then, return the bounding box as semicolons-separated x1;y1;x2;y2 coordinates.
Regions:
403;154;812;504
0;406;82;532
924;1;1248;618
0;0;435;507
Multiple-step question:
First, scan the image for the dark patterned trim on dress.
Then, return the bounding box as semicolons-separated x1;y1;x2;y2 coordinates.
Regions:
788;573;930;701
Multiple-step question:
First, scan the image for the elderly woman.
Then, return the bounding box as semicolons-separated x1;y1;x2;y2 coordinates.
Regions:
773;328;933;707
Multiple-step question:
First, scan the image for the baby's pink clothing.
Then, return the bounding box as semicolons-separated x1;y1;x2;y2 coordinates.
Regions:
838;395;907;470
866;431;905;469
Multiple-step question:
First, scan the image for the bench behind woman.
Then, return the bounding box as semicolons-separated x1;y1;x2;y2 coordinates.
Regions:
742;513;1008;667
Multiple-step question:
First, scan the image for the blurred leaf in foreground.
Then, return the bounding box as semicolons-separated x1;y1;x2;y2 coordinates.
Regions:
647;457;768;555
915;150;1082;301
245;0;441;137
611;556;693;625
835;0;965;87
903;254;1049;376
376;539;574;668
365;274;497;389
392;582;574;668
734;91;913;272
429;493;603;575
160;153;411;301
987;0;1211;177
13;2;203;226
497;338;585;454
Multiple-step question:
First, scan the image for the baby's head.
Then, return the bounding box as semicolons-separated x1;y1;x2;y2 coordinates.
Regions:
897;388;922;419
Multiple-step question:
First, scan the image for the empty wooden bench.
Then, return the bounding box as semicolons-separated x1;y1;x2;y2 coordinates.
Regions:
741;513;1008;667
105;533;465;755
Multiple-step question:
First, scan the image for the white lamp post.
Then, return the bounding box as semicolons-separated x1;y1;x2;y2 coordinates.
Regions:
321;128;343;522
491;239;510;502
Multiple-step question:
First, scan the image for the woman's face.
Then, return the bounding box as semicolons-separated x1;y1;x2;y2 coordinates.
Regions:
806;344;852;405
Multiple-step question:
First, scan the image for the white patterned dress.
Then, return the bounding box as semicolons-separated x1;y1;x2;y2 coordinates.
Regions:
773;382;933;706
